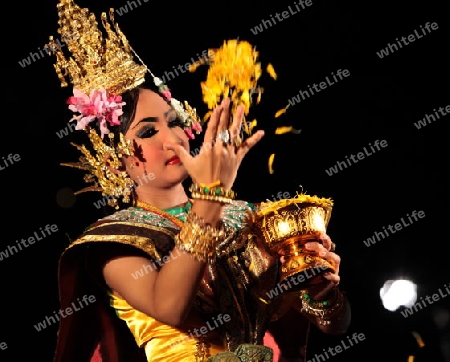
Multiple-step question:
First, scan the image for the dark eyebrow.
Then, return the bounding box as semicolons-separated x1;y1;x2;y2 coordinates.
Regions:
131;109;175;130
131;117;157;130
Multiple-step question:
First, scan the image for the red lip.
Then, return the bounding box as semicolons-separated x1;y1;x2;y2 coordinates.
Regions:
166;156;180;165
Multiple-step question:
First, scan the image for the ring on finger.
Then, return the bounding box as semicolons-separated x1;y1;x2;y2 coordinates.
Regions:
233;135;242;147
217;129;231;144
330;242;336;252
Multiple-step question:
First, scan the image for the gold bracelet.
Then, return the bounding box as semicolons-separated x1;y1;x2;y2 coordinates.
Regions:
189;183;236;200
174;211;227;263
299;288;344;325
190;192;233;204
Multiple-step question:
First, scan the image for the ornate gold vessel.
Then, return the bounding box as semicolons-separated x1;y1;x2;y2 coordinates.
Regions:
252;194;334;290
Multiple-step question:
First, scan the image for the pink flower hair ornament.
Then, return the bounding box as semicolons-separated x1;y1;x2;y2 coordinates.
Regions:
66;83;203;141
66;88;126;139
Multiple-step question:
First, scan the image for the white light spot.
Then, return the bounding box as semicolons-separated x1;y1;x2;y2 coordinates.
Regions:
380;279;417;311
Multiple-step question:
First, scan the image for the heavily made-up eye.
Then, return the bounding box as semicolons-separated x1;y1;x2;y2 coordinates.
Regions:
136;125;158;138
168;117;184;128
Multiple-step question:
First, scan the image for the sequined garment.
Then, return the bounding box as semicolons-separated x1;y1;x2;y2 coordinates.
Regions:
55;200;286;362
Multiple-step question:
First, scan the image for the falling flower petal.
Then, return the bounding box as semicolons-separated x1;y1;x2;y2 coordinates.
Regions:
256;90;262;104
411;331;425;348
203;111;212;122
268;153;275;174
188;62;201;72
275;104;290;118
275;126;302;135
266;63;277;80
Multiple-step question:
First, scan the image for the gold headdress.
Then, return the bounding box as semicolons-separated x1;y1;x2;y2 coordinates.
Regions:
48;0;202;208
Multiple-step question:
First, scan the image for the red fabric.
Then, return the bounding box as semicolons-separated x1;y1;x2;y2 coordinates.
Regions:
91;344;102;362
53;243;147;362
263;331;280;362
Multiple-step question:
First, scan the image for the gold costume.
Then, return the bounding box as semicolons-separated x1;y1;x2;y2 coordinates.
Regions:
54;200;292;361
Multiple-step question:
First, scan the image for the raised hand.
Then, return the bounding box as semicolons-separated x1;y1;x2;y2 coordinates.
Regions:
166;98;264;189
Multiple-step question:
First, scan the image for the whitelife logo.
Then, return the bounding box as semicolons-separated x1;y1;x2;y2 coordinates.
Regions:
287;69;350;107
325;139;388;176
400;283;450;318
376;22;438;59
413;104;450;130
249;0;313;35
0;224;59;262
34;294;97;332
363;210;425;247
265;266;328;300
307;332;366;362
0;153;21;172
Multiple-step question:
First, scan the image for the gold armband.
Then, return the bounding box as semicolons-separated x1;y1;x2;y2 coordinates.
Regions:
174;211;227;263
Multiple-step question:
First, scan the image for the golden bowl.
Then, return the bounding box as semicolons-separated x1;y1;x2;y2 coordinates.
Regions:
253;194;334;290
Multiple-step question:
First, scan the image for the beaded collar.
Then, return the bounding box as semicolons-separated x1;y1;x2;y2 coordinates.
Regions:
136;200;192;226
102;199;252;231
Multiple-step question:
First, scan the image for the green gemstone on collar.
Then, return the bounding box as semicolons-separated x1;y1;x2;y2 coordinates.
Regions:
215;188;221;195
204;187;209;193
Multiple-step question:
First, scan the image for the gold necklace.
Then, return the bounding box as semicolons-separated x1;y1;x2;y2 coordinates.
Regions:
135;200;185;228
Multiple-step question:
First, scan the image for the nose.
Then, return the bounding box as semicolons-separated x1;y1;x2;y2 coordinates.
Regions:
161;125;183;150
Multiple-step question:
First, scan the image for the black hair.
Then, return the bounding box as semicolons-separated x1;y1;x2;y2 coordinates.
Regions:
115;80;161;136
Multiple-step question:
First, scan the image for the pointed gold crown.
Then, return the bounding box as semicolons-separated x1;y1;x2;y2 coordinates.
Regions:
47;0;147;95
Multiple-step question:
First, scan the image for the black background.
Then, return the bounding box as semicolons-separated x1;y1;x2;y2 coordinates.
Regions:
2;0;449;361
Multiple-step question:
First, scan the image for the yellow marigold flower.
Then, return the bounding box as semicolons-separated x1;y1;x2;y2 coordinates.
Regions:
257;193;333;216
191;39;274;134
